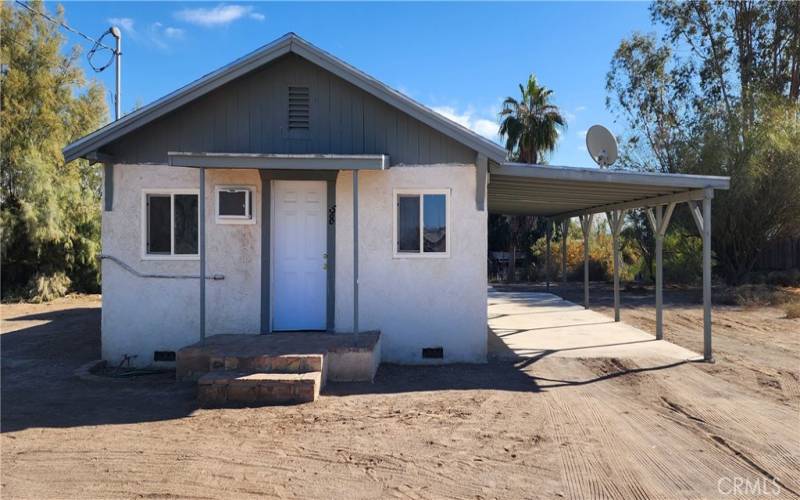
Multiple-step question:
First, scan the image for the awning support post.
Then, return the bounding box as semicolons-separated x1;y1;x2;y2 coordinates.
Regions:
702;191;713;361
606;210;625;322
545;220;551;293
199;167;206;340
579;214;593;309
353;170;359;336
561;219;568;284
687;191;714;361
646;202;675;340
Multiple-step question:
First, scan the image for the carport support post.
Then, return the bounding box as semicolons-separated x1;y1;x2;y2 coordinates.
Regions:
702;189;713;361
655;207;664;339
647;203;675;341
579;214;593;309
545;220;551;292
561;219;568;284
199;167;206;340
607;210;624;322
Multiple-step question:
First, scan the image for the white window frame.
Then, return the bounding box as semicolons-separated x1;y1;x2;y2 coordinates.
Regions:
392;188;451;259
140;189;200;261
215;185;256;225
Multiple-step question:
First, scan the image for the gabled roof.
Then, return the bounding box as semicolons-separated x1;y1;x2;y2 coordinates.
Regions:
64;33;507;163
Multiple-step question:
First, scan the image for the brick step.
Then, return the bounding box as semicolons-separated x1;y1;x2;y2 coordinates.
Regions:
177;349;325;381
198;371;321;407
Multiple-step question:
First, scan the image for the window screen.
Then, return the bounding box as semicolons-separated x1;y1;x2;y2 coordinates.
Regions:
423;194;447;253
145;192;198;256
147;195;171;254
173;194;198;255
217;188;252;220
397;195;420;252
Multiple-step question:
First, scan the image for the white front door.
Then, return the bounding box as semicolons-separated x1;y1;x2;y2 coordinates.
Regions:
272;180;328;331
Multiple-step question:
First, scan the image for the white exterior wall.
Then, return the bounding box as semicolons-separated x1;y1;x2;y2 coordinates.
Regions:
102;163;488;367
335;165;488;363
101;165;261;366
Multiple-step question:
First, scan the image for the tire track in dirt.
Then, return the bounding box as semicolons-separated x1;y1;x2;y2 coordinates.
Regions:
573;357;775;498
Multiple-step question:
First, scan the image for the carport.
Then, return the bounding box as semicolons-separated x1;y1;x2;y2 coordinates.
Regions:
486;163;730;361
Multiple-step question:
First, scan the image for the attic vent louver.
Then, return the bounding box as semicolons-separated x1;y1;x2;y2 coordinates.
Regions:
288;86;310;132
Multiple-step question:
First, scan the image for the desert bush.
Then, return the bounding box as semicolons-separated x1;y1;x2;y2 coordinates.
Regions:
718;284;796;307
766;269;800;287
531;220;640;282
24;272;72;303
785;302;800;319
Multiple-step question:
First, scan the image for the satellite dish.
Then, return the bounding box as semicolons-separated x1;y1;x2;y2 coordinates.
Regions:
586;125;618;168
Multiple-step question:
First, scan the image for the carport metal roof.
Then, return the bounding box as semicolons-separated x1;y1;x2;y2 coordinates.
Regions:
487;163;730;218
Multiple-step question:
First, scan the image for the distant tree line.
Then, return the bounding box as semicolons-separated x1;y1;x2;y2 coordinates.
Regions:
494;1;800;287
1;1;107;300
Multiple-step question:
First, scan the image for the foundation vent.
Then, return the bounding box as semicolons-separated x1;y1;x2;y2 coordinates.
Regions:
288;86;310;132
422;347;444;359
154;351;176;362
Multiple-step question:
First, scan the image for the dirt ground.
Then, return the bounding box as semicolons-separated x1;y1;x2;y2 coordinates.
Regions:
1;288;799;499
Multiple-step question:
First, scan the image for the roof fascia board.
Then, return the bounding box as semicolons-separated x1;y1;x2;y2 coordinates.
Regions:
167;152;390;170
492;163;730;190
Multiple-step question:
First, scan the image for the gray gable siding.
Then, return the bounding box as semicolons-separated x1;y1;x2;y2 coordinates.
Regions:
105;54;476;166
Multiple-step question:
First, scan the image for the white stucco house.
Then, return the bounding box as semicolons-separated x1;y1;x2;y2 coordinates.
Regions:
64;33;729;369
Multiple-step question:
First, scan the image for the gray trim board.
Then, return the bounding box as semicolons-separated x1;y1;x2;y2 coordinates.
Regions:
169;152;389;170
259;169;338;333
475;153;488;211
103;164;113;211
64;33;506;163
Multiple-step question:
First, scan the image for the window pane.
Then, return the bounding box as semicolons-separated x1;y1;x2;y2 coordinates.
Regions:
219;190;248;217
147;195;171;254
174;194;198;255
397;195;420;252
423;194;447;253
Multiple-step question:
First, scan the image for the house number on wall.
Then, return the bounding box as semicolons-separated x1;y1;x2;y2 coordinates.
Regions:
328;205;336;225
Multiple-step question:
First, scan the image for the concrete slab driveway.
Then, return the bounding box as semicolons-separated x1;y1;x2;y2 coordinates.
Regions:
488;290;701;362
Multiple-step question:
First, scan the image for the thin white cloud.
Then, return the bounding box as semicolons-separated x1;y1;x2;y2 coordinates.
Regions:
578;129;588;138
175;4;264;27
108;17;135;35
432;106;500;142
108;17;183;49
575;105;587;112
164;26;185;39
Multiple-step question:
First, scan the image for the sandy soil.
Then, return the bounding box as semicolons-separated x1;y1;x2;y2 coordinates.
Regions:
1;290;799;499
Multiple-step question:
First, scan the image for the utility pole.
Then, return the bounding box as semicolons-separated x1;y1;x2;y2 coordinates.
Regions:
110;26;121;120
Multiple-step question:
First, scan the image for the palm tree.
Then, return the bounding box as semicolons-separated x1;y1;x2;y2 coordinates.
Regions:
499;74;566;164
497;75;566;281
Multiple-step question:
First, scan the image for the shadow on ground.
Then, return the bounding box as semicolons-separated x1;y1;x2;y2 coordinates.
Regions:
1;290;692;432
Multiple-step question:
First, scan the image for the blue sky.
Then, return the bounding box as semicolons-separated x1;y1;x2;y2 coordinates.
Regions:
50;2;657;168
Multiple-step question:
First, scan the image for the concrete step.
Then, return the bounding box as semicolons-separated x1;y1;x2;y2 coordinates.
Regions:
198;371;321;407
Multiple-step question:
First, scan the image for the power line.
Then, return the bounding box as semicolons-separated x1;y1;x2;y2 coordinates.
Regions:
13;0;117;54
